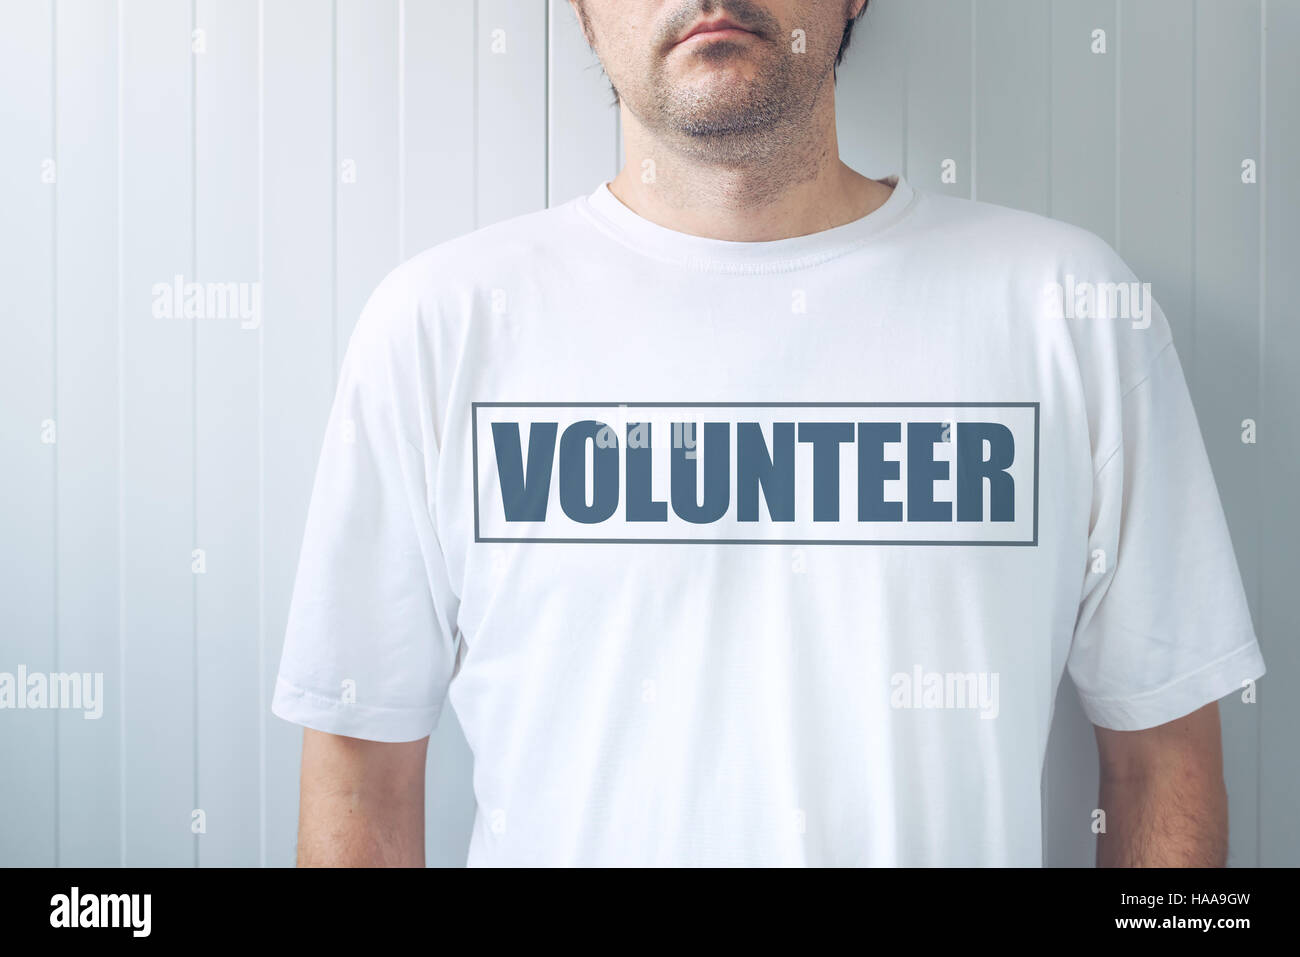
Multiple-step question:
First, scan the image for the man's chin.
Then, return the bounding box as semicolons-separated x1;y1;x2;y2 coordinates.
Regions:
673;107;781;142
667;68;766;108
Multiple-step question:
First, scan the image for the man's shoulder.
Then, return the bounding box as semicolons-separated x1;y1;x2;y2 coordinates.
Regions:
910;188;1169;394
392;197;591;294
907;188;1127;279
342;197;591;357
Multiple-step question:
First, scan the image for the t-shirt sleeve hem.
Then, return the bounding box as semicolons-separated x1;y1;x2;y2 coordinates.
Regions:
1076;640;1266;732
270;675;442;743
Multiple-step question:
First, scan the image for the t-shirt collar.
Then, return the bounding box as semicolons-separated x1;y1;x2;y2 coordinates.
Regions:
579;174;916;274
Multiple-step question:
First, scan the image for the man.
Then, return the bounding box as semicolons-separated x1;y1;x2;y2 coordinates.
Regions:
273;0;1265;867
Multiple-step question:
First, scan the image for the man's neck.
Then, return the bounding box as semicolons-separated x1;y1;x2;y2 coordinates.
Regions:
607;92;894;243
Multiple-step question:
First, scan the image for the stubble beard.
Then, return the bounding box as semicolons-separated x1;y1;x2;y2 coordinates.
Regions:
631;41;832;169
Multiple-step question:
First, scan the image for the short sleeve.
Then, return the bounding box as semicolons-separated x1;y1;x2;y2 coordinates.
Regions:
271;274;460;743
1068;335;1266;731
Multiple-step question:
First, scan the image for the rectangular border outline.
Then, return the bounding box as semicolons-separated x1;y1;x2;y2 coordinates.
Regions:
472;402;1040;546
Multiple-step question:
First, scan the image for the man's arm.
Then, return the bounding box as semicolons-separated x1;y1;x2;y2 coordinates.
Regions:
1093;701;1228;867
297;728;430;867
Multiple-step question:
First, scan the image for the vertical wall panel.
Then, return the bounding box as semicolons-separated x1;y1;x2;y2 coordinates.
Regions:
1116;0;1195;353
1193;0;1262;869
423;723;475;866
336;0;400;356
261;0;336;869
120;0;196;866
975;0;1050;212
1260;0;1300;868
903;0;972;196
837;0;907;180
616;107;625;173
54;0;120;867
194;0;261;867
547;0;618;206
0;0;56;867
477;0;547;224
1042;686;1099;866
403;0;475;254
1049;0;1117;242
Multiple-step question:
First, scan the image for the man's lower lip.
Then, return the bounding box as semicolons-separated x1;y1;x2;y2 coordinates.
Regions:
677;27;754;44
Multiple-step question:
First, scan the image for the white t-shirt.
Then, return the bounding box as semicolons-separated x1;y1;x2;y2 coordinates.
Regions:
272;176;1266;866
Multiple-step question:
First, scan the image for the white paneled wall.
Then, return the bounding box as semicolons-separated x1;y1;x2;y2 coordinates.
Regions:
1;0;1296;867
